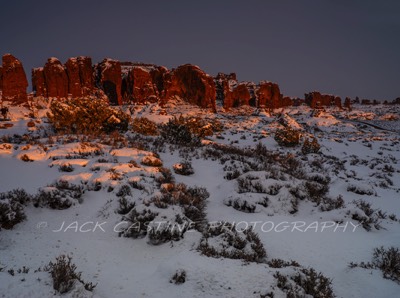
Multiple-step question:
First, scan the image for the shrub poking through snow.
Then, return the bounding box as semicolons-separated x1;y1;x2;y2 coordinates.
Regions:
119;208;158;239
349;246;400;284
20;154;33;162
274;126;300;147
351;199;386;231
116;197;136;215
141;156;163;167
58;163;74;172
147;221;188;245
33;181;84;210
0;189;32;229
198;222;266;263
131;117;159;136
170;269;186;284
173;161;194;176
224;198;256;213
302;137;321;154
274;267;335;298
151;183;209;230
347;183;375;196
160;117;201;146
116;185;132;198
44;254;97;294
47;97;129;134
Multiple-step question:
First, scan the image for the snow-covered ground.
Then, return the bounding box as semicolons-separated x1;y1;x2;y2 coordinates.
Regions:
0;100;399;297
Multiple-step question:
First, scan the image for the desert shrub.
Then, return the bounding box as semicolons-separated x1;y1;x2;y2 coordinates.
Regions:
274;268;335;298
47;97;130;134
148;222;187;245
131;117;159;136
267;259;300;268
34;181;83;210
302;137;321;154
141;156;163;167
44;255;96;294
351;200;385;231
34;188;73;210
0;189;32;205
274;126;300;147
198;222;267;263
371;247;400;282
155;167;175;185
0;189;30;229
167;115;222;138
173;161;194;176
116;185;132;197
320;195;345;211
107;168;123;181
58;163;74;172
347;184;375;196
151;184;209;230
20;154;33;162
116;197;136;215
119;208;158;239
304;181;330;205
349;246;400;283
224;198;256;213
160;117;201;146
170;269;186;284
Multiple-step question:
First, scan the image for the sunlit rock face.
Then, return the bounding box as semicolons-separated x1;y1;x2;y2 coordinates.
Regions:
43;57;69;98
121;64;163;103
163;64;216;111
1;54;28;103
0;65;3;91
257;81;282;109
95;58;122;105
224;83;252;109
305;91;342;109
65;57;94;97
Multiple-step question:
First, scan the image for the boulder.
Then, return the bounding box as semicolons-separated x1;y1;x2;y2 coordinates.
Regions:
96;58;122;105
43;57;69;98
1;54;28;103
163;64;216;110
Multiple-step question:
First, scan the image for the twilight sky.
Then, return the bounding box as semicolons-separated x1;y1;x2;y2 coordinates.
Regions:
1;0;399;100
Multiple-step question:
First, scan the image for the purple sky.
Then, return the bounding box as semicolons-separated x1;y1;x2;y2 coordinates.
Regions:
1;0;399;100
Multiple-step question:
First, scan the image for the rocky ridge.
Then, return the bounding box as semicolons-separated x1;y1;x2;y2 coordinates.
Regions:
1;53;345;110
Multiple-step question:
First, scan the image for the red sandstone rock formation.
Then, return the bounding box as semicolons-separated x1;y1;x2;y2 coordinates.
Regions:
224;83;251;109
0;66;3;91
65;56;94;97
163;64;216;110
96;58;122;105
43;58;69;98
150;66;168;95
257;81;281;109
305;91;342;109
32;68;46;97
344;97;351;109
1;54;28;103
122;66;159;103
